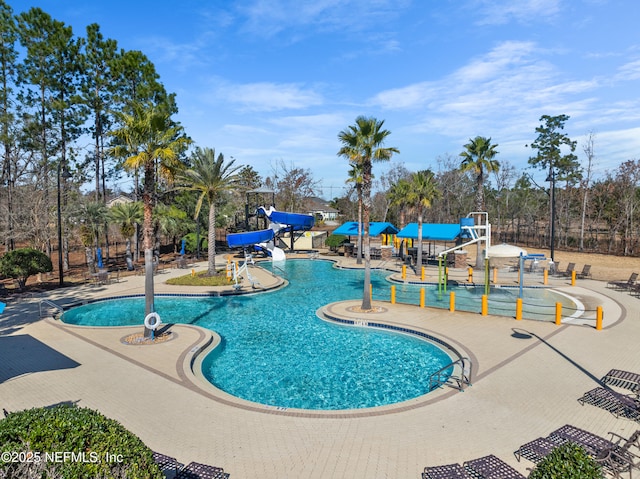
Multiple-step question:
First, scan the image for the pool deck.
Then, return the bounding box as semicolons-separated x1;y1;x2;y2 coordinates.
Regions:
1;254;639;478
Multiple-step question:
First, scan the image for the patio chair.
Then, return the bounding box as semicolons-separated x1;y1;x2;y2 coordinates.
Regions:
175;461;230;479
152;452;183;478
578;387;640;421
602;369;640;394
607;272;638;291
422;463;472;479
576;264;592;279
560;262;576;277
463;454;526;479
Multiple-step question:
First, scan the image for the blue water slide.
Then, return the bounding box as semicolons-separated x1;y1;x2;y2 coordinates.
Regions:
269;210;315;230
227;229;275;248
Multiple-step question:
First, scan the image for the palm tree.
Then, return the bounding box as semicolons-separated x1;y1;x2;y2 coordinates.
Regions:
387;177;411;229
108;201;143;270
338;116;399;310
406;170;441;269
110;103;190;334
76;201;109;273
460;136;499;268
176;147;242;275
154;202;191;253
346;163;364;264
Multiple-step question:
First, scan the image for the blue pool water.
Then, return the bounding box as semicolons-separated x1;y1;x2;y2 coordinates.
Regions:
62;260;455;410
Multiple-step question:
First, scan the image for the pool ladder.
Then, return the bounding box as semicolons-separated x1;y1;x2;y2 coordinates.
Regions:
39;299;64;319
428;356;472;392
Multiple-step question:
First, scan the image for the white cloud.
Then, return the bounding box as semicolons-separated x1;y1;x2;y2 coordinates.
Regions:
217;82;324;111
237;0;409;37
615;59;640;81
472;0;562;25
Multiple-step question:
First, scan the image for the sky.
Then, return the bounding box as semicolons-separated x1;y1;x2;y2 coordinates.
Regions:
11;0;640;199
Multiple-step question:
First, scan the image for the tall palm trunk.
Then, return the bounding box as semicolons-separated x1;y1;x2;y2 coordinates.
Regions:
416;211;424;270
475;175;484;269
361;165;373;310
357;187;363;264
207;202;217;275
142;163;155;337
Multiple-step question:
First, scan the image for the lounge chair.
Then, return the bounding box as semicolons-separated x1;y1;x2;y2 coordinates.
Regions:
516;427;640;477
578;387;640;421
514;436;559;463
549;424;618;456
152;452;183;478
550;425;640;478
463;454;526;479
422;463;472;479
602;369;640;394
607;272;638;291
576;264;592;279
175;461;230;479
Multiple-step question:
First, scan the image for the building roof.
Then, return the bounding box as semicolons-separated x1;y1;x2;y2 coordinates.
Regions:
332;222;399;237
396;223;461;241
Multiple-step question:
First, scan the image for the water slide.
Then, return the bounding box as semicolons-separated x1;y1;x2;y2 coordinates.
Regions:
258;206;315;233
226;228;287;261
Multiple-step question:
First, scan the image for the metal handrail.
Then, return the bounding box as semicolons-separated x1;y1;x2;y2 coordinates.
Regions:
39;299;64;319
428;356;472;392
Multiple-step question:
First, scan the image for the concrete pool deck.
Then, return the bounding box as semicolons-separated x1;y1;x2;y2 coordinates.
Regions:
1;254;639;478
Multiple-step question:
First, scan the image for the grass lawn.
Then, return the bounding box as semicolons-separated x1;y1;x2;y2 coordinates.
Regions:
165;270;231;286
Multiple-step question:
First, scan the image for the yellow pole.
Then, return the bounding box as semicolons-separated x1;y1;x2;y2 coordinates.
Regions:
191;269;195;277
481;294;488;316
543;269;548;285
370;283;373;299
391;285;396;304
555;302;562;325
596;306;603;330
420;288;425;308
516;298;523;320
493;267;498;284
468;267;473;283
421;266;425;281
402;264;406;279
571;270;576;286
449;291;455;312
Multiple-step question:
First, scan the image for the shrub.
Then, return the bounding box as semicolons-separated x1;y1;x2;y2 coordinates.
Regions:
0;405;163;479
325;234;347;251
182;233;208;254
528;442;604;479
0;248;53;290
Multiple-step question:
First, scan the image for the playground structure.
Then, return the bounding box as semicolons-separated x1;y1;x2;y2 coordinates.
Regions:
437;212;492;296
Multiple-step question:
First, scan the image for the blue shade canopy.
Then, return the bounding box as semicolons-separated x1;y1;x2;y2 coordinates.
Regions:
396;223;461;241
332;222;399;237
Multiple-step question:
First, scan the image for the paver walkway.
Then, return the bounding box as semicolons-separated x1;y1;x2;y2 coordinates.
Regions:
1;255;639;478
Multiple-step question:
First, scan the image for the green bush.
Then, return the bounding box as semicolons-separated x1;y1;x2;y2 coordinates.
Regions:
325;234;347;251
528;442;604;479
0;248;53;290
0;405;163;479
182;233;208;254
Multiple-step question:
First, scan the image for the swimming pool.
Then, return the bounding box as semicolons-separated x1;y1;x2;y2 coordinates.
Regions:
62;260;456;410
388;281;579;321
